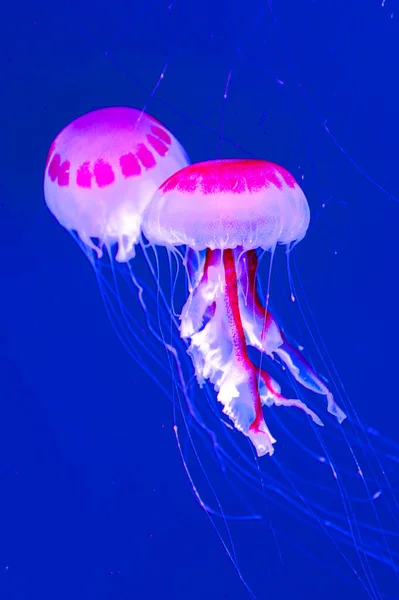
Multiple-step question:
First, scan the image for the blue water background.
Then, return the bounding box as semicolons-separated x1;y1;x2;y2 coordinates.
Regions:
2;1;399;599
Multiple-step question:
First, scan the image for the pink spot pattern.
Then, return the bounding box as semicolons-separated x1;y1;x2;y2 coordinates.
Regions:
93;160;115;188
47;121;173;189
57;160;70;186
136;144;156;169
150;125;171;145
48;153;70;186
48;154;61;182
161;159;297;195
147;134;169;157
120;153;141;177
76;162;92;188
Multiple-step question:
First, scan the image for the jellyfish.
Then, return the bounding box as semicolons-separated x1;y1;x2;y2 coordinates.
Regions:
140;157;399;595
44;106;190;387
44;106;189;262
142;158;347;456
44;122;399;595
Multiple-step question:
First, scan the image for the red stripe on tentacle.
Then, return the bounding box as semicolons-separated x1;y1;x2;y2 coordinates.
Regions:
222;249;265;433
244;249;276;340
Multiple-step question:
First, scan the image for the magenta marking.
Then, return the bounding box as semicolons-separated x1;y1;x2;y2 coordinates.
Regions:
176;176;196;194
150;125;171;145
48;153;61;182
120;153;141;178
147;134;169;157
277;167;296;189
162;159;290;194
76;162;93;188
57;160;70;187
93;159;115;187
136;144;156;169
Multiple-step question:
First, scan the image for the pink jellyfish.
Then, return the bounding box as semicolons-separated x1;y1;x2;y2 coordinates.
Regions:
44;106;189;261
43;106;191;386
142;158;346;456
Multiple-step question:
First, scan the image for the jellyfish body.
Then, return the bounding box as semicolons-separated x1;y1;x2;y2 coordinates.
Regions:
43;107;191;392
44;118;399;596
143;159;346;456
44;107;189;261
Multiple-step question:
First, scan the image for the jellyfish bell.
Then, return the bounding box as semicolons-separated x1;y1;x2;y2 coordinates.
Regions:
44;106;190;262
44;128;399;596
139;155;399;593
144;158;310;251
142;158;346;456
43;106;191;389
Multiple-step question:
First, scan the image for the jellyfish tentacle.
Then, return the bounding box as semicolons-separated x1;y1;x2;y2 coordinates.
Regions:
181;249;277;456
258;369;324;427
237;249;346;424
143;159;347;454
222;248;276;456
273;338;346;423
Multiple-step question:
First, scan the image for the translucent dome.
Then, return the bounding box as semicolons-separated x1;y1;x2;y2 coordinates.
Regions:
44;107;189;261
142;159;310;251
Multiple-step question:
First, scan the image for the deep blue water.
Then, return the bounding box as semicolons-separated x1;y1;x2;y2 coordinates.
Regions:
2;1;399;599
